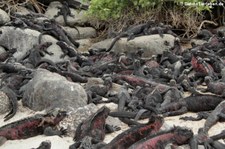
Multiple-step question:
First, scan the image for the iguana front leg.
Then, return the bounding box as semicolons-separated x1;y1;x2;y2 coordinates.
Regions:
38;116;55;127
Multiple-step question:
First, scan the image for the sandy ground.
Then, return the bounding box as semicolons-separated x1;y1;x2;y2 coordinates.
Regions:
0;101;225;149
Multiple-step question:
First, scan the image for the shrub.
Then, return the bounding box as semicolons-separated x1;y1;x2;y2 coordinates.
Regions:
86;0;216;20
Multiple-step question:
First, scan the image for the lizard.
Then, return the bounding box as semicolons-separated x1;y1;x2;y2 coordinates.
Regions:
201;76;225;97
19;42;53;68
102;115;164;149
111;74;168;88
158;95;225;116
196;130;225;149
31;140;51;149
56;41;78;58
0;109;67;146
106;20;154;52
196;100;225;137
54;1;74;26
191;128;225;148
37;0;89;10
72;106;120;148
0;86;18;121
0;48;17;62
73;106;111;142
40;19;80;48
128;126;193;149
54;1;80;37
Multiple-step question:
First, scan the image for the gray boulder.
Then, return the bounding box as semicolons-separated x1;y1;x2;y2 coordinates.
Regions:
22;69;87;111
0;26;58;61
0;46;6;55
0;9;10;25
45;1;88;26
63;26;96;40
76;38;92;53
89;39;112;50
90;34;175;57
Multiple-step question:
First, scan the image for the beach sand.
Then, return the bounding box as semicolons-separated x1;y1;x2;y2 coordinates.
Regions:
1;101;225;149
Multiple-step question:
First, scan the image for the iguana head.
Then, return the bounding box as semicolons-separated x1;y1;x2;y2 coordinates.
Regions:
47;109;68;125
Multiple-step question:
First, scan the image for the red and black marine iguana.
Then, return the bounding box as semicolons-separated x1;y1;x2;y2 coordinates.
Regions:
0;109;67;146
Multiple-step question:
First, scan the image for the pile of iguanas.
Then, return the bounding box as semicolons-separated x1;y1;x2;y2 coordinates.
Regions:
0;0;225;149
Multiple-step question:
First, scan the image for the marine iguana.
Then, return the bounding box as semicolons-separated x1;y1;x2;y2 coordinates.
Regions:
31;140;51;149
0;48;17;62
37;0;89;10
158;95;225;116
20;42;53;68
202;76;225;97
74;106;110;142
72;106;120;148
106;20;154;52
199;100;225;135
128;126;193;149
102;116;164;149
0;86;18;121
0;110;67;146
54;1;74;26
40;19;79;48
56;41;78;58
54;1;80;36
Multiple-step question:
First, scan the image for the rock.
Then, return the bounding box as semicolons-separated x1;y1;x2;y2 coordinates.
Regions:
0;9;10;25
90;34;175;57
43;43;68;63
198;145;205;149
86;77;104;86
45;1;88;26
190;39;207;46
0;27;57;61
166;144;190;149
97;102;118;112
0;91;10;114
22;69;87;111
0;46;6;55
76;38;92;53
63;26;97;40
89;39;112;50
114;34;175;57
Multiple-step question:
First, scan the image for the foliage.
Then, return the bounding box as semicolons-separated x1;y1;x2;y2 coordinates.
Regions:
85;0;216;20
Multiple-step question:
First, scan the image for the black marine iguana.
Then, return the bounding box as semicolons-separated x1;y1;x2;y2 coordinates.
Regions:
54;1;80;35
106;20;154;52
70;106;120;149
158;95;225;116
31;140;51;149
202;76;225;97
0;86;18;121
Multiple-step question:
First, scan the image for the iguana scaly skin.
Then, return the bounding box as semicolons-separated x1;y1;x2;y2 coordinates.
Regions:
159;95;224;116
0;110;67;145
128;127;193;149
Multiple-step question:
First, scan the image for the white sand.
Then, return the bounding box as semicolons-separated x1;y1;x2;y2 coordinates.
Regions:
1;101;225;149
